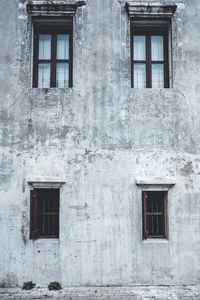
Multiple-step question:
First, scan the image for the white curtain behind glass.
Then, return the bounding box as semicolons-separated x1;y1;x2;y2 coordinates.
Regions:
152;64;164;88
151;36;164;88
38;63;51;88
38;35;51;88
57;35;69;60
56;34;69;87
151;36;163;61
134;36;146;60
134;64;146;88
39;34;51;59
133;35;146;88
56;63;69;88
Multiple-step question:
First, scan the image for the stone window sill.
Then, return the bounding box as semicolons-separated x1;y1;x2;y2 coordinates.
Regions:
143;239;169;244
34;239;59;244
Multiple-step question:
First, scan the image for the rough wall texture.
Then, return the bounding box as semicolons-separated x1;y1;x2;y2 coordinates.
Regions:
0;0;200;287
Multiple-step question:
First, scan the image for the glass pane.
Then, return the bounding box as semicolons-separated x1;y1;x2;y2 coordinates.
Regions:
151;36;163;61
39;34;51;59
134;36;146;61
38;63;51;88
152;64;164;88
57;34;69;59
134;64;146;88
56;63;69;88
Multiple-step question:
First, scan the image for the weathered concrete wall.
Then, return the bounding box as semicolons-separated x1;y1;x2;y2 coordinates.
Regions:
0;0;200;287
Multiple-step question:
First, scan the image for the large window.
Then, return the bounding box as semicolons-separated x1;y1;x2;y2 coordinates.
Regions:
131;30;169;88
30;189;59;239
33;20;73;88
142;191;168;239
126;3;176;88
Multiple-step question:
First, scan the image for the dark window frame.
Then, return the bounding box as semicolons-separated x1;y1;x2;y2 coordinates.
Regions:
142;190;168;239
33;24;73;88
30;188;60;239
131;27;169;88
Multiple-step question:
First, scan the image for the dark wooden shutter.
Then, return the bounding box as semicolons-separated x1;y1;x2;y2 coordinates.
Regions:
30;190;40;239
142;191;147;239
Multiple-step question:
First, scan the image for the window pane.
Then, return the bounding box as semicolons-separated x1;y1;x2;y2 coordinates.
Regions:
57;34;69;59
151;36;163;61
152;64;164;88
144;191;166;238
39;34;51;59
38;63;51;88
56;63;69;88
37;189;59;238
134;64;146;88
134;36;146;60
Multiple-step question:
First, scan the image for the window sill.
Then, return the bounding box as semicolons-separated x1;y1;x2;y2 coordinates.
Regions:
143;239;169;244
34;238;59;244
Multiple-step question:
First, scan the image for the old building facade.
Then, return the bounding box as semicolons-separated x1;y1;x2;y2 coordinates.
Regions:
0;0;200;287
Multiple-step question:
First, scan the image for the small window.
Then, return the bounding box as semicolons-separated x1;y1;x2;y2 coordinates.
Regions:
142;191;168;239
30;189;59;239
131;20;170;88
33;19;73;88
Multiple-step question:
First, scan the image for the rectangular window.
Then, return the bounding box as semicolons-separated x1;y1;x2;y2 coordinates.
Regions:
33;20;73;88
142;191;168;239
131;21;170;88
30;189;59;239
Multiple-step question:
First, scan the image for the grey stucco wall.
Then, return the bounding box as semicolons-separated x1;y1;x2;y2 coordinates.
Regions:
0;0;200;287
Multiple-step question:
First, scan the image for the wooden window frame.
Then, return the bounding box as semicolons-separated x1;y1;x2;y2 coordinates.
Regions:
142;190;168;239
131;28;169;88
33;25;73;88
30;188;60;239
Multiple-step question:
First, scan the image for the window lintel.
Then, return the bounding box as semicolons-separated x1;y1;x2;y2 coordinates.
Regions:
27;0;86;16
28;181;65;189
125;2;177;18
136;179;176;189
